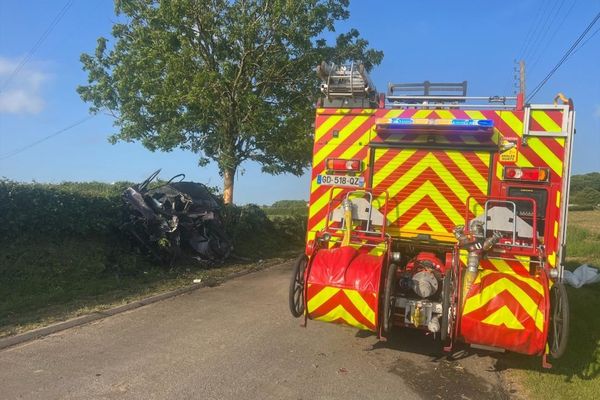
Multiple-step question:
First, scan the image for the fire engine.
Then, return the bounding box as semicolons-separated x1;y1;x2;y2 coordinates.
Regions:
289;62;574;367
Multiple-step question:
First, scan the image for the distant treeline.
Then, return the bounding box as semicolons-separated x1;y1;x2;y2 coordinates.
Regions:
570;173;600;211
262;200;308;218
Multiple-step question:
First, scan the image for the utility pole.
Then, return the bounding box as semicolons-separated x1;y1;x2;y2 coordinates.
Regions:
519;60;526;97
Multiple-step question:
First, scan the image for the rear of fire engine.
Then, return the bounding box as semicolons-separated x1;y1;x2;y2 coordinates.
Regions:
289;62;575;367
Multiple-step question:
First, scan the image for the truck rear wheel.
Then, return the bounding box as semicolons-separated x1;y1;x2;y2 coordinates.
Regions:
383;263;398;334
289;254;308;318
549;282;569;358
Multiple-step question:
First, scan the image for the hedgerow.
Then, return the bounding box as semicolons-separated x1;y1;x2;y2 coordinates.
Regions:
0;179;306;256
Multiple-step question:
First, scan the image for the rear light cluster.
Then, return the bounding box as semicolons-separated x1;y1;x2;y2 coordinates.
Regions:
325;158;362;172
504;167;549;182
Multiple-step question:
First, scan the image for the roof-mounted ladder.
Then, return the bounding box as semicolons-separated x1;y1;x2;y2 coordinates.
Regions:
317;62;377;100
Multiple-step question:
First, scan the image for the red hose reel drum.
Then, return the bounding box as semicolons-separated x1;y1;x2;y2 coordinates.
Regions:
306;246;384;332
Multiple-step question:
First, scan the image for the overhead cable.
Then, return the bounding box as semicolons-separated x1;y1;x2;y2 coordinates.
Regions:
0;114;96;161
527;11;600;102
0;0;74;92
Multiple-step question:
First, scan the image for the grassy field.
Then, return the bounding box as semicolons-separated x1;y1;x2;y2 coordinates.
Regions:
508;210;600;399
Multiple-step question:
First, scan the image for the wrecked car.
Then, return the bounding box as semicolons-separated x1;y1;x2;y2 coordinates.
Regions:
121;169;232;265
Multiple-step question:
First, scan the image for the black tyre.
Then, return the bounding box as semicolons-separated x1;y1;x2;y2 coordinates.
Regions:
549;282;569;359
383;263;398;334
441;270;454;342
289;254;308;318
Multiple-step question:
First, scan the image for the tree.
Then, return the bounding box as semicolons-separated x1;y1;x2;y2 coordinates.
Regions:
78;0;383;203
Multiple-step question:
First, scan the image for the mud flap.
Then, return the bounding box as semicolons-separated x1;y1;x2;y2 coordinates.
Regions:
306;246;384;332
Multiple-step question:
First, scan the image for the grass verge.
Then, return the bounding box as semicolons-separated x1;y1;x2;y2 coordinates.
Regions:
0;235;300;338
507;210;600;399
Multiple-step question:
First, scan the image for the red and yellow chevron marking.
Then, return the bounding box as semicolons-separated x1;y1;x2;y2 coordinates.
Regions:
306;284;378;331
495;111;565;178
372;148;490;241
460;268;548;355
460;252;532;276
305;246;383;332
306;108;568;270
307;110;378;244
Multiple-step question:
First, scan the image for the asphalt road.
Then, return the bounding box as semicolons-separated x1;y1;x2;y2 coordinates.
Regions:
0;261;517;400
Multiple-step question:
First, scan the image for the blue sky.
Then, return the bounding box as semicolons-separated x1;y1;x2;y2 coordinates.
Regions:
0;0;599;205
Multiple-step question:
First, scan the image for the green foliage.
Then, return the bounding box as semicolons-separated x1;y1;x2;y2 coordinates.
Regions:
570;173;600;207
78;0;383;201
570;172;600;193
513;211;600;399
0;180;305;258
222;203;305;257
0;179;128;239
0;180;306;334
262;199;308;218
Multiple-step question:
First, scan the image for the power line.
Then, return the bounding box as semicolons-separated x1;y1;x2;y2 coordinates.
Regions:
0;0;74;92
569;24;600;57
520;0;555;61
528;0;577;76
527;11;600;102
0;115;96;161
523;0;563;63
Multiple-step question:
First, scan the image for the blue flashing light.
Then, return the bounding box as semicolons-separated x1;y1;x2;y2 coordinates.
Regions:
477;119;494;127
450;119;494;128
390;117;414;125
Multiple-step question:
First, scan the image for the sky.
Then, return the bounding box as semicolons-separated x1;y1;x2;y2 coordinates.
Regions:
0;0;599;205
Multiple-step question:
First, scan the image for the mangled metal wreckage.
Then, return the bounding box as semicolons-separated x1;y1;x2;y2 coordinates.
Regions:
121;169;232;265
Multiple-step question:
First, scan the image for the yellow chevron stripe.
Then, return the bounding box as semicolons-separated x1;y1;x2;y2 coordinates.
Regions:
308;185;331;219
386;153;479;208
388;181;464;226
314;304;371;331
315;111;344;142
515;153;534;168
463;277;544;332
465;110;486;120
526;137;563;177
478;151;492;166
343;289;375;325
338;128;371;160
313;115;371;166
498;111;523;137
531;110;562;132
434;110;455;119
496;163;503;180
309;109;401;226
484;262;544;295
413;110;433;118
373;147;389;163
403;208;446;232
307;286;340;312
446;151;489;193
308;151;370;228
481;305;525;330
548;252;556;268
372;149;416;188
555;137;565;148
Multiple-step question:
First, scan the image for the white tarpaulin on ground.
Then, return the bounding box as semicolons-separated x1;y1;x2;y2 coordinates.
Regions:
564;264;600;288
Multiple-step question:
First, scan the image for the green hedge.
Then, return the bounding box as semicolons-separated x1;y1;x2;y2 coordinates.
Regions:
0;180;128;239
0;179;306;257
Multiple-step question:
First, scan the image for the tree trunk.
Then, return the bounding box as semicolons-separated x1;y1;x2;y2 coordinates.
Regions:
223;167;235;205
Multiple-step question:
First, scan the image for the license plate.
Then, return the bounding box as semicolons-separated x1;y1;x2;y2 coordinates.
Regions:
317;174;364;188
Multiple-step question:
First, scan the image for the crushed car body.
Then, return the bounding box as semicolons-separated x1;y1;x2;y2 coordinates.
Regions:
121;169;232;265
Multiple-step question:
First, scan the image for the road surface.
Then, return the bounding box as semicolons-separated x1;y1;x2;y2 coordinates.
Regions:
0;261;517;399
